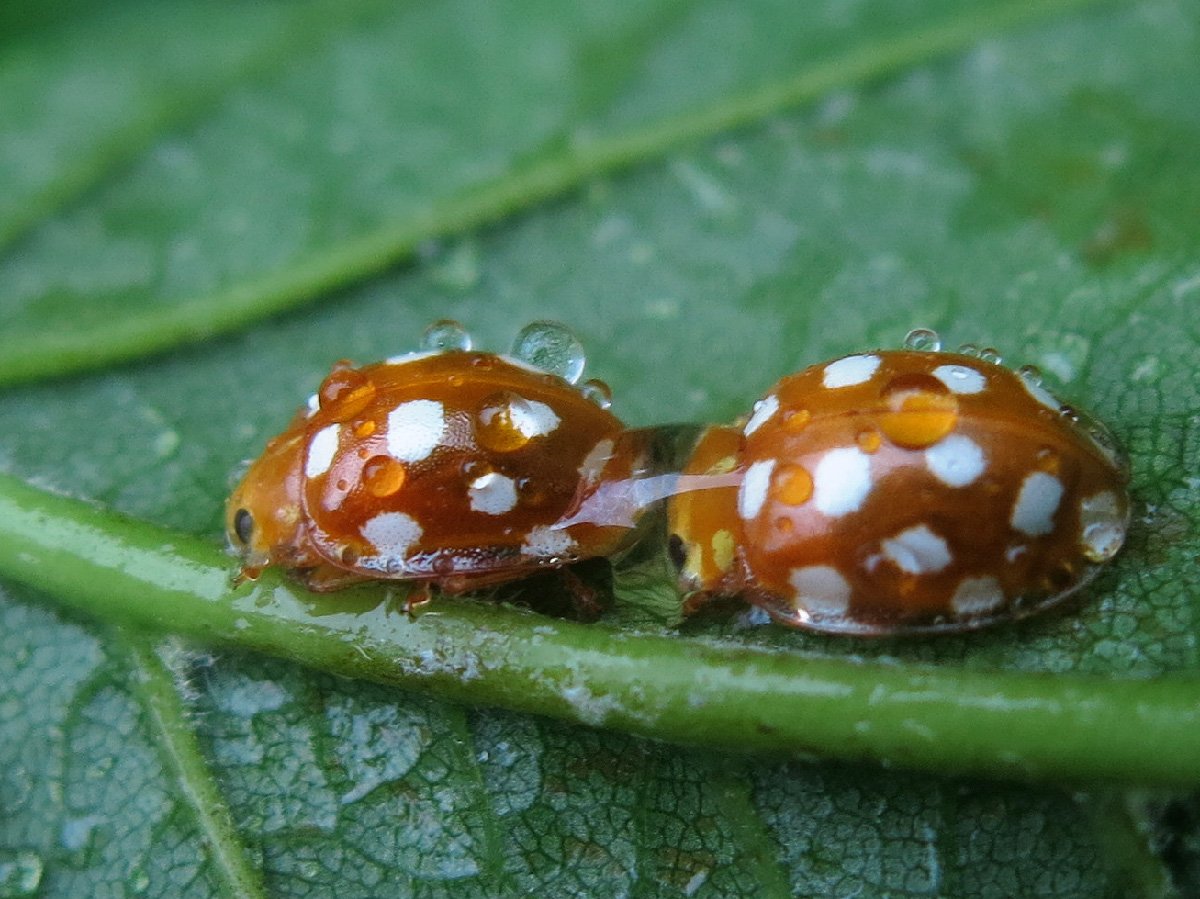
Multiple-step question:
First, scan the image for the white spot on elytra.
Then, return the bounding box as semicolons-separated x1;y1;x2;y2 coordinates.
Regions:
305;424;340;478
925;434;986;487
577;438;615;485
522;525;575;558
950;576;1005;615
743;394;779;436
822;354;881;388
510;398;560;439
468;472;518;515
880;524;952;575
932;364;987;395
361;512;423;557
812;447;872;517
738;459;776;520
1010;471;1063;536
789;565;852;617
386;400;446;462
383;350;439;366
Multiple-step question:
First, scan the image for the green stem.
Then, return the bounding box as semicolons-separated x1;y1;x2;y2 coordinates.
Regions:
0;0;1110;386
2;473;1196;786
118;632;267;899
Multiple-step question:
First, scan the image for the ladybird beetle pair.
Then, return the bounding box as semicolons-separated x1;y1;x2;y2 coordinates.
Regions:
227;323;1130;636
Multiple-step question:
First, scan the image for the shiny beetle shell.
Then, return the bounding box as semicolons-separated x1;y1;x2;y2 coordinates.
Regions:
668;348;1131;635
227;350;640;592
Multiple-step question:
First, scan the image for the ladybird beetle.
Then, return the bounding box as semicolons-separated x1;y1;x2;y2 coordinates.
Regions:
667;330;1131;635
226;321;647;596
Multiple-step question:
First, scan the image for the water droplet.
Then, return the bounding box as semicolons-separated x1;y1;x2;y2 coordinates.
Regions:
775;465;814;505
1017;364;1043;386
318;366;376;420
511;321;586;383
420;319;473;352
580;378;613;409
362;455;407;497
903;328;941;352
878;373;958;449
957;343;980;357
979;347;1004;365
856;430;882;453
339;545;360;566
476;391;560;452
784;409;811;432
1079;491;1128;562
1035;446;1062;474
1061;405;1129;474
516;475;557;509
0;850;43;897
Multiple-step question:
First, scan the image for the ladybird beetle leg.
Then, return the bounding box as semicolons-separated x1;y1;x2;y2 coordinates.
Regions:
556;565;608;622
680;589;723;618
402;582;435;617
229;564;262;591
293;563;369;593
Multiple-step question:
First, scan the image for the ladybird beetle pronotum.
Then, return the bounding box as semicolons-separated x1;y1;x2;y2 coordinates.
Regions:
667;330;1131;635
226;321;650;596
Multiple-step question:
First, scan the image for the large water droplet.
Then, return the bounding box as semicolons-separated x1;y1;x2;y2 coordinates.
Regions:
362;455;407;497
476;391;561;452
957;343;980;357
903;328;941;352
420;319;473;352
1078;491;1127;562
318;366;376;420
878;373;958;449
0;850;43;897
511;321;586;383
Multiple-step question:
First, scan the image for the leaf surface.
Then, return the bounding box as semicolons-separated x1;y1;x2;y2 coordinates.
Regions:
1;0;1197;896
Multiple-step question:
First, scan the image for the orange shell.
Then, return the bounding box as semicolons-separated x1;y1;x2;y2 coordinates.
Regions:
227;351;642;592
668;350;1130;635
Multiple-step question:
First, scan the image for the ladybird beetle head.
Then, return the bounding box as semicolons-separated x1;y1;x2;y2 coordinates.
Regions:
224;432;308;572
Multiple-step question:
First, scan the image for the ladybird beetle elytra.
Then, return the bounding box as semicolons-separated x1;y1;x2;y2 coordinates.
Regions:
666;330;1131;636
226;321;650;596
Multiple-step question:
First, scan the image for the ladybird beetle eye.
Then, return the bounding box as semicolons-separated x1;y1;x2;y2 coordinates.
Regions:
233;508;255;545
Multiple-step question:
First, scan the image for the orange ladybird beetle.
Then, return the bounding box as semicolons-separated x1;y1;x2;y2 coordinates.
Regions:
667;329;1131;635
226;320;647;597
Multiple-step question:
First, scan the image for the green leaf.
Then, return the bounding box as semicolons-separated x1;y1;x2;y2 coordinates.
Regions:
0;0;1098;385
2;0;1198;896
